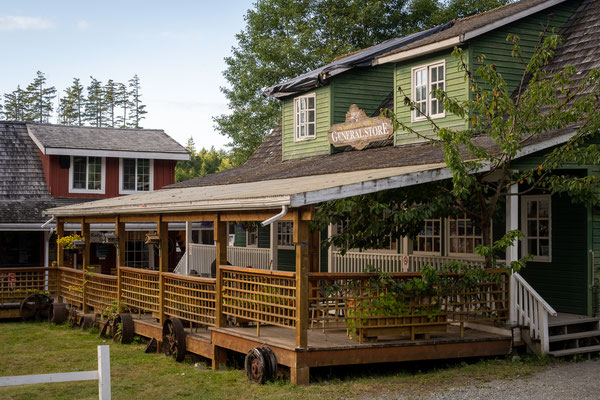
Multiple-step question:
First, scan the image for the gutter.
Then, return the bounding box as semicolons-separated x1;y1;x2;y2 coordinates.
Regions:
261;205;288;227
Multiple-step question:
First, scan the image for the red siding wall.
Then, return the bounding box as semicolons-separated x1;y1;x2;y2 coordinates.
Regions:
42;155;176;198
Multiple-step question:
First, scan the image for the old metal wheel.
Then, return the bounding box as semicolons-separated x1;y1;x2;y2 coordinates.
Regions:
79;314;95;330
48;302;68;324
112;313;134;344
19;293;52;321
258;346;277;381
245;347;267;384
162;317;186;362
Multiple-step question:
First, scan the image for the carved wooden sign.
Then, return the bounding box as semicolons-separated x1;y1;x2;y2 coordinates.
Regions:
328;104;394;150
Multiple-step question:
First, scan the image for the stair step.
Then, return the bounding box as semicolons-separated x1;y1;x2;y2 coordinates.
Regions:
549;330;600;342
548;317;600;328
549;344;600;357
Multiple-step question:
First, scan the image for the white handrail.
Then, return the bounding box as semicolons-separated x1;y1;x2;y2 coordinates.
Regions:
511;272;557;354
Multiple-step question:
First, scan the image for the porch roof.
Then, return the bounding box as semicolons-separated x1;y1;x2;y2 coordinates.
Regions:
45;162;447;217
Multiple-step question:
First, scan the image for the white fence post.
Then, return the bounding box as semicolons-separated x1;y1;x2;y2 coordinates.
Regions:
98;345;111;400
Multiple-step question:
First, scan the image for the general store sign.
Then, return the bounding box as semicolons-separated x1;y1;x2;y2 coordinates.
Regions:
328;104;393;150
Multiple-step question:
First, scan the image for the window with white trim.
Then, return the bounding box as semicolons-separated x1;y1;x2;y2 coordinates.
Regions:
448;214;483;255
246;225;258;247
69;156;105;194
412;61;445;121
294;94;316;141
522;195;551;261
120;158;153;194
278;221;294;249
413;219;442;254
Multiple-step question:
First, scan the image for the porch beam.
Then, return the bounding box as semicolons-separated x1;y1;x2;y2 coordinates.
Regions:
185;221;192;275
294;209;309;349
120;215;163;223
115;217;126;268
161;213;218;222
158;215;168;272
215;214;228;328
83;216;117;224
82;219;91;270
219;211;294;222
506;182;519;264
56;218;64;267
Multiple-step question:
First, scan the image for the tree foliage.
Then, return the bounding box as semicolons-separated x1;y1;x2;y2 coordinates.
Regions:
313;29;600;267
214;0;511;166
175;138;231;182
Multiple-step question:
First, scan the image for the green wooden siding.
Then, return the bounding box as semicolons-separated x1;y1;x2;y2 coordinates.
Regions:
233;225;246;247
331;65;394;124
520;193;589;315
258;225;270;249
394;49;469;145
277;249;296;272
469;1;580;96
281;86;331;161
590;166;600;316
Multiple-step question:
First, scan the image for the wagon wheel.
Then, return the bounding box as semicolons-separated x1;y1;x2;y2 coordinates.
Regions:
112;313;134;344
48;302;68;324
259;346;278;381
19;293;52;321
79;314;95;330
68;307;79;328
162;317;186;362
245;347;267;384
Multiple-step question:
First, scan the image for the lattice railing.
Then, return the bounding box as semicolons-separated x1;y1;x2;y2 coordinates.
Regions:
58;267;85;308
86;272;118;313
308;271;509;341
0;267;57;303
163;272;216;327
221;266;296;328
119;267;160;313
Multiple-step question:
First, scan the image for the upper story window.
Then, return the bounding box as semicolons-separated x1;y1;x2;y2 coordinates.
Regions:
120;158;153;194
69;156;105;194
294;94;316;141
412;61;445;122
522;195;551;262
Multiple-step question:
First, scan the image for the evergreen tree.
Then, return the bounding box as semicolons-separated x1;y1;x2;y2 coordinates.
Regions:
3;86;27;121
104;79;118;127
116;82;130;128
128;74;147;128
214;0;511;166
85;77;106;127
175;138;231;182
24;71;56;123
59;78;85;125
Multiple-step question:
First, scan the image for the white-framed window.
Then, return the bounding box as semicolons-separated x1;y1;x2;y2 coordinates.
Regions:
119;158;153;194
294;94;316;141
448;214;484;256
522;195;551;262
413;219;442;254
278;221;294;249
412;61;445;122
246;225;258;247
69;156;105;194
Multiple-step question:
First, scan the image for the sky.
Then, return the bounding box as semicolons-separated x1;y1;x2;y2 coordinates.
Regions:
0;0;256;150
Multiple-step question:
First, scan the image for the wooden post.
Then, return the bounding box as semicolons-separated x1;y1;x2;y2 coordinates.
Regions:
115;217;125;302
294;209;309;349
158;215;168;325
327;224;334;273
82;219;90;313
56;218;64;267
185;221;192;274
214;214;228;328
310;229;320;273
269;222;278;270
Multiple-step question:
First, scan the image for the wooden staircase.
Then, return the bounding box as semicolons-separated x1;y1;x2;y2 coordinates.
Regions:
547;313;600;357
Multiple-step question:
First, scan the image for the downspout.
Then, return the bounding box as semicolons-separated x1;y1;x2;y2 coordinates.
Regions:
41;216;55;230
261;205;288;227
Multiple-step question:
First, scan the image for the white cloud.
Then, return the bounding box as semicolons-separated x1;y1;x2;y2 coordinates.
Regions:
0;16;53;31
76;20;89;30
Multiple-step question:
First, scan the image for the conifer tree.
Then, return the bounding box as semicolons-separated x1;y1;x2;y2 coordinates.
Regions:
85;77;106;127
59;78;86;125
115;82;130;128
3;86;27;121
104;79;118;127
128;74;147;128
24;71;56;123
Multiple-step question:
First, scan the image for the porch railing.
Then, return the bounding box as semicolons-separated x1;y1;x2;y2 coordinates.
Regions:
58;267;85;308
119;267;160;314
511;272;557;353
0;267;58;304
163;272;216;326
227;246;270;269
221;265;296;329
331;251;486;273
174;244;272;276
85;273;118;312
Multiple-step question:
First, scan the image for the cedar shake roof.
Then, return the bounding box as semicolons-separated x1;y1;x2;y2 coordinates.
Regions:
0;122;93;224
26;122;189;160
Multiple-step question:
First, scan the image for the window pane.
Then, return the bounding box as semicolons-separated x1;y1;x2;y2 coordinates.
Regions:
539;200;549;218
88;157;101;190
123;159;136;191
308;97;315;109
308;124;315;136
73;157;86;189
527;201;538;218
539;239;549;256
137;159;150;191
308;110;315;123
528;239;538;256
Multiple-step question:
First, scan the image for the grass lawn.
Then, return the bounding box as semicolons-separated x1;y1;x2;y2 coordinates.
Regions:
0;321;551;400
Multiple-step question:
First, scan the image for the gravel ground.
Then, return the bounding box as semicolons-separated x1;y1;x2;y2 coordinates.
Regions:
426;360;600;400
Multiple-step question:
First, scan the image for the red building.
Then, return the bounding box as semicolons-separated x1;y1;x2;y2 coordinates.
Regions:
0;122;190;272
